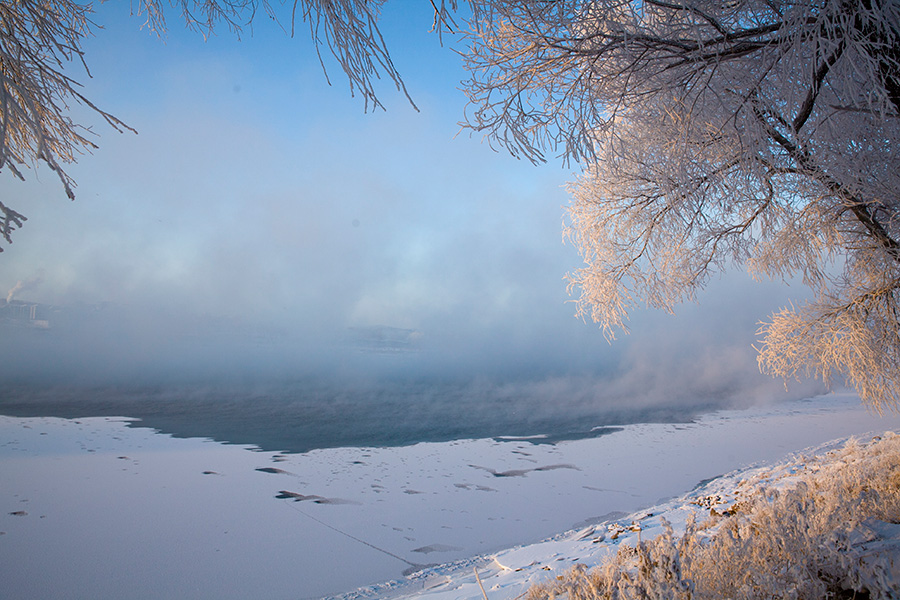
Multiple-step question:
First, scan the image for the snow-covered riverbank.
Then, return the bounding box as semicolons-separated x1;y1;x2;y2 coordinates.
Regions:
2;392;898;600
353;427;900;600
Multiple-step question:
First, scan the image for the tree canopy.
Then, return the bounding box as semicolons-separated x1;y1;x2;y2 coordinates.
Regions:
1;0;898;409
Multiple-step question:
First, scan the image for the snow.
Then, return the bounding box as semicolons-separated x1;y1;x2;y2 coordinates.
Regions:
1;392;899;600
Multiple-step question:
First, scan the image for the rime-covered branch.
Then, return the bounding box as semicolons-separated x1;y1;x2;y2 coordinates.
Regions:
0;199;26;251
461;0;900;409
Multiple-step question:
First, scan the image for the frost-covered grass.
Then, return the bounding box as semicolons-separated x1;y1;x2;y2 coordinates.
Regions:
528;433;900;600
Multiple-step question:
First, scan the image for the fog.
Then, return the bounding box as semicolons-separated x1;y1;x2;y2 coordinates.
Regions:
0;261;825;446
0;4;825;443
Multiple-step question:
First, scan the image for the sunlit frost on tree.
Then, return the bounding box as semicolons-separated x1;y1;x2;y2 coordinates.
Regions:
462;0;900;410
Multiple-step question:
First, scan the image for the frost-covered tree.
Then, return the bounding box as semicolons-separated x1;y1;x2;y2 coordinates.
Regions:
461;0;900;410
3;0;899;409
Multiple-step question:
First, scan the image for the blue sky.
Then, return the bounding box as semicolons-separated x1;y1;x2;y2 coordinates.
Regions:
0;3;821;403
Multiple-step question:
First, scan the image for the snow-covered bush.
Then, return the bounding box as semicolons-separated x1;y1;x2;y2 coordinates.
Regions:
527;433;900;600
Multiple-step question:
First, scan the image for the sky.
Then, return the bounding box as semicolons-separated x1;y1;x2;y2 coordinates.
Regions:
0;3;824;405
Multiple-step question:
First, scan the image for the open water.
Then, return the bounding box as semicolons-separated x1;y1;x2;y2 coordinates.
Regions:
0;377;714;453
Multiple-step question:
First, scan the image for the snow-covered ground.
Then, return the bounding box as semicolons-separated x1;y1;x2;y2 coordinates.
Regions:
353;425;900;600
1;392;898;600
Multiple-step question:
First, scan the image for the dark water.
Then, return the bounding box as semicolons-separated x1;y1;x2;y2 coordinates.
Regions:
0;377;712;453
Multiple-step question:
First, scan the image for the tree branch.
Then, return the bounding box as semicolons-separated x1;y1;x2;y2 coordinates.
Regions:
752;99;900;262
793;38;845;133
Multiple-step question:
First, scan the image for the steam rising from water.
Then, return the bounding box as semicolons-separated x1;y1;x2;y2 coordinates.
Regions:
1;369;823;454
0;270;825;454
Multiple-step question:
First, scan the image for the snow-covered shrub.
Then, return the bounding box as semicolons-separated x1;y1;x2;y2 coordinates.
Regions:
527;433;900;600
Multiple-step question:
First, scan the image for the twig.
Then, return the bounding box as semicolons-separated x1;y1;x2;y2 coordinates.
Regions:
474;566;489;600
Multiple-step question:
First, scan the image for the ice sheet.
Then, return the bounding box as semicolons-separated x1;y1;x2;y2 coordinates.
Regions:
1;392;898;600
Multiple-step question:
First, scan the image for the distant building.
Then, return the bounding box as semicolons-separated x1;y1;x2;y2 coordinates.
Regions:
0;300;51;329
347;325;421;353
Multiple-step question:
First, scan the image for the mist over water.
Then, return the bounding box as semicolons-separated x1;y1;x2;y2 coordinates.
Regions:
0;379;693;453
0;265;826;454
1;366;820;454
